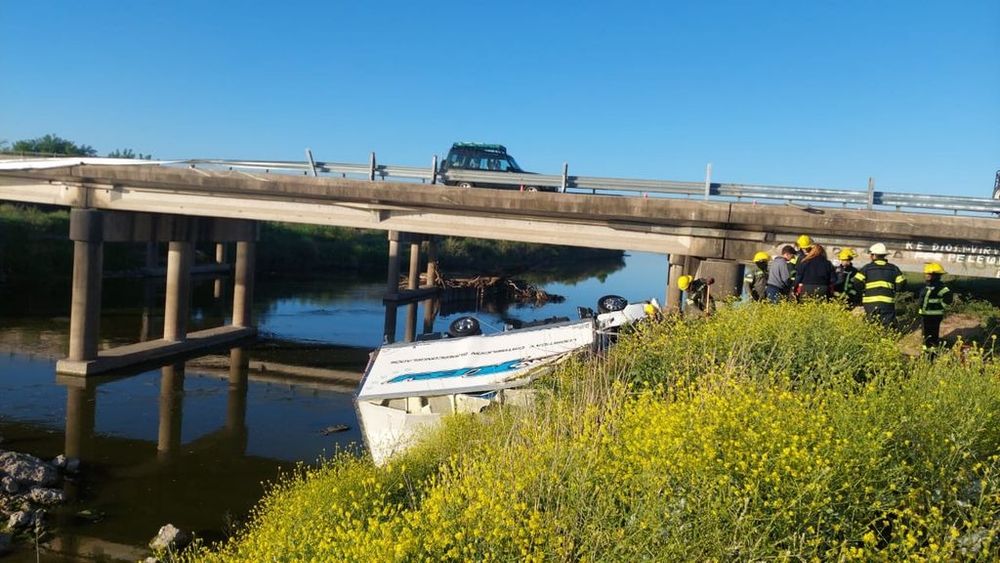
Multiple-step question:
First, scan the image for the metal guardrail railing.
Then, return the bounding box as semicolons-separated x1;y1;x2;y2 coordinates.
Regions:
182;155;1000;217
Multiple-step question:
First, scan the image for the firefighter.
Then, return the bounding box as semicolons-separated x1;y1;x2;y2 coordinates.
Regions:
677;274;715;313
744;251;770;301
833;248;860;306
852;243;906;327
917;262;953;354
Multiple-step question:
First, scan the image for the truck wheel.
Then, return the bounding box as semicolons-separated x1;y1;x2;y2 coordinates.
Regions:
597;295;628;314
458;182;473;189
447;316;482;337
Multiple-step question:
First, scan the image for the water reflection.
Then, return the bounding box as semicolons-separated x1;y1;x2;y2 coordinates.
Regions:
0;345;367;561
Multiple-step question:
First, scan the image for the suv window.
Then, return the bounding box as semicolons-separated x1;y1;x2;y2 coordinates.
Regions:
444;146;522;173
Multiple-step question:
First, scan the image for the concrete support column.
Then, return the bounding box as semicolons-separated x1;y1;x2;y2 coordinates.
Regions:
233;241;256;328
386;231;401;294
68;209;104;362
140;279;154;342
695;259;744;300
405;303;418;343
422;297;437;334
383;303;398;344
666;254;686;311
163;241;193;342
408;241;421;290
157;363;185;461
425;237;438;287
214;243;227;299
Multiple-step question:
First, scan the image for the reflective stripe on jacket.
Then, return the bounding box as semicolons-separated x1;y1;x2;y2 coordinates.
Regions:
852;260;905;305
918;283;953;316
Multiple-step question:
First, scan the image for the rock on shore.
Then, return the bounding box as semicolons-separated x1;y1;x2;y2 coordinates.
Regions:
0;448;76;547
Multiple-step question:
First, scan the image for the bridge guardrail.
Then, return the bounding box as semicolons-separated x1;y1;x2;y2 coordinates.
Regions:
184;157;1000;218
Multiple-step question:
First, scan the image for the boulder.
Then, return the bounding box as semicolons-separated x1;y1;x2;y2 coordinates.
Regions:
1;475;18;495
149;523;191;552
28;487;66;506
51;455;67;469
0;452;58;487
6;510;32;530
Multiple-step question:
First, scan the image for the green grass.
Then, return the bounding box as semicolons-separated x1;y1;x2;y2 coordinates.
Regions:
186;301;1000;561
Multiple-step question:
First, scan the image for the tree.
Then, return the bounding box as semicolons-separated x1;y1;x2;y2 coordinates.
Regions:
107;148;152;160
8;134;97;156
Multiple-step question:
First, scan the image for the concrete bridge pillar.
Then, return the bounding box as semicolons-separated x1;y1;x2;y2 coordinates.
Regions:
422;297;438;334
383;302;398;344
404;304;419;343
232;241;256;328
163;241;193;342
68;209;104;362
403;240;422;342
214;243;227;299
695;259;744;300
408;239;421;290
425;237;439;287
665;255;686;311
386;231;401;294
157;363;185;461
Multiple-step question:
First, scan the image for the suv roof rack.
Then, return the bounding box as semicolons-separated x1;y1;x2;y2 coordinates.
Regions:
451;142;508;153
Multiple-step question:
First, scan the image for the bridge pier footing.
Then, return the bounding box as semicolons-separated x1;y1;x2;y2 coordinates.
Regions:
58;214;258;376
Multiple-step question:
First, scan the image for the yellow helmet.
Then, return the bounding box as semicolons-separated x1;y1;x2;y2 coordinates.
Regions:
752;251;770;263
924;262;946;275
797;234;813;249
837;248;857;261
677;275;693;291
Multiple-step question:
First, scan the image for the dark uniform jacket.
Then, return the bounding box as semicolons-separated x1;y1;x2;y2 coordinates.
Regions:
834;264;860;305
852;259;906;308
744;264;768;301
917;282;953;316
796;256;836;288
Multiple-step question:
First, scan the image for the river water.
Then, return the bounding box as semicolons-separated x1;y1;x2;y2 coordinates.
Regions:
0;251;665;561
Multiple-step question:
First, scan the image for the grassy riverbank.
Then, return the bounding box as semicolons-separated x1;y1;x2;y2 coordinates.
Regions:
186;301;1000;561
0;204;623;281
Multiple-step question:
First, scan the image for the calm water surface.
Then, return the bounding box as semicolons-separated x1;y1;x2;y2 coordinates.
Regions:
0;252;666;561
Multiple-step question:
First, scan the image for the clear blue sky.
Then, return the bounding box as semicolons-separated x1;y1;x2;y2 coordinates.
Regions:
2;1;997;195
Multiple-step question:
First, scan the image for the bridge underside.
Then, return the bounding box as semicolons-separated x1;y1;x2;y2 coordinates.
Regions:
2;164;999;277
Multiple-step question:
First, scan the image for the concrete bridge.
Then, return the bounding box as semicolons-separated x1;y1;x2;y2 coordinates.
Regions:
2;162;998;374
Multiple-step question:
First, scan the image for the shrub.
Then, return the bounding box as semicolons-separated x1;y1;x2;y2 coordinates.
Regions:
191;302;1000;561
